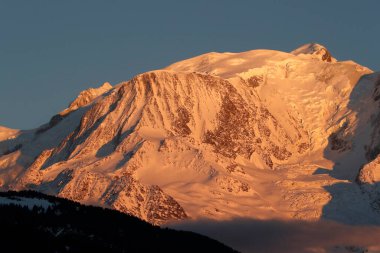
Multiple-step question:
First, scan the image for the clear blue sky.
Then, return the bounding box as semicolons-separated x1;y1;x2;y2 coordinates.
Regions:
1;0;379;129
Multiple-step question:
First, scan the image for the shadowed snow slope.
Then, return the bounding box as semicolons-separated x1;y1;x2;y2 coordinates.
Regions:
1;43;380;226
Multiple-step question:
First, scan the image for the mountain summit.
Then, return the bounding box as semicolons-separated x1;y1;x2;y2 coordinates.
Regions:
1;44;379;225
291;43;336;62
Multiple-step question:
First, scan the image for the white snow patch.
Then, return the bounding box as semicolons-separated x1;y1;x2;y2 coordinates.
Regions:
0;196;53;211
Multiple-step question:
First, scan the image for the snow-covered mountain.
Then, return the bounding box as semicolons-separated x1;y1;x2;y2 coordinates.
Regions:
1;43;380;225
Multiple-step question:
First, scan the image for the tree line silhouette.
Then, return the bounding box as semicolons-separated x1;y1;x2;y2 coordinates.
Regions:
0;190;238;253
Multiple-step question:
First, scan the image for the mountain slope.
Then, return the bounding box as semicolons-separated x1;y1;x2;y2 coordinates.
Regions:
0;190;237;253
1;43;380;225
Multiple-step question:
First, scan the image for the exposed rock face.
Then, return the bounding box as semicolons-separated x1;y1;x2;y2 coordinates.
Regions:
357;157;380;185
51;169;187;224
291;43;335;62
2;44;380;225
203;86;296;168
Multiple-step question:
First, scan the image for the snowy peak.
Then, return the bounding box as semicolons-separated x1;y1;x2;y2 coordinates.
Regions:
34;82;113;136
61;82;112;116
0;126;19;141
167;43;343;81
166;49;294;79
291;43;336;62
1;44;380;226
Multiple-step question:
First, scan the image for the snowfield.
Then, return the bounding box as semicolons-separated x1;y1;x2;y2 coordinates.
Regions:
1;43;380;226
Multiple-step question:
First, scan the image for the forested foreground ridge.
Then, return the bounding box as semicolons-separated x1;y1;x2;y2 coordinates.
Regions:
0;191;237;253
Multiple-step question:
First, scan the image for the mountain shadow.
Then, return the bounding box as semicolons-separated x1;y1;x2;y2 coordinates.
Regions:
0;107;88;187
322;72;380;225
